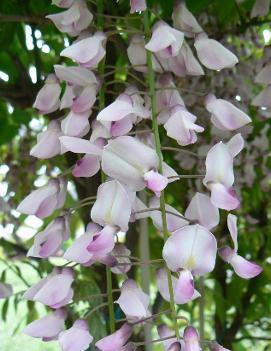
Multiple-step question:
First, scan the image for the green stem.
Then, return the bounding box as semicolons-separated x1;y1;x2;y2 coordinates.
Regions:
97;0;115;334
143;9;180;340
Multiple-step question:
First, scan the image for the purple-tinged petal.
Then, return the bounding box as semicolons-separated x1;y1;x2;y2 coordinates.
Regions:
252;85;271;107
226;133;244;158
111;244;132;274
183;326;201;351
97;94;134;122
230;254;263;279
175;270;195;302
255;63;271;84
61;110;91;137
209;341;231;351
95;323;133;351
73;154;100;178
59;136;102;155
185;192;219;230
210;183;240;211
144;170;168;196
227;214;238;252
130;0;147;13
33;74;61;114
172;2;203;36
59;319;93;351
86;225;116;258
54;65;97;86
72;86;97;113
0;282;12;299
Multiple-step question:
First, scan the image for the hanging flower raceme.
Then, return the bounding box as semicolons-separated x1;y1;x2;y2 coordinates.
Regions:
116;279;150;322
0;282;13;299
164;105;204;146
95;323;133;351
47;0;93;36
205;94;251;131
185;192;220;230
157;268;200;304
17;177;67;219
145;21;184;58
162;224;217;301
33;74;61;115
23;267;74;308
23;309;67;341
91;180;134;232
28;214;70;258
157;324;184;351
194;33;238;70
58;319;93;351
30;120;63;159
60;31;106;68
203;134;244;210
101;136;168;194
219;214;262;279
64;223;116;266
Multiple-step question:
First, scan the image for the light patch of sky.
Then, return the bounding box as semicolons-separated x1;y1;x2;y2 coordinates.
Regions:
25;25;34;50
0;182;8;197
0;71;9;82
29;66;37;83
263;29;271;44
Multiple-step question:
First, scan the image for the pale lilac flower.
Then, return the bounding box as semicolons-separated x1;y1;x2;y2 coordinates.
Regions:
54;65;97;86
116;279;150;321
33;74;61;114
30;120;63;159
73;154;101;178
145;21;184;58
219;214;263;279
71;85;97;113
252;85;271;107
61;109;91;137
209;341;231;351
183;326;201;351
28;215;70;258
91;180;134;232
64;224;116;266
0;282;13;299
101;136;160;191
163;225;217;299
172;2;203;37
59;319;93;351
23;309;67;341
194;33;238;70
157;268;200;304
47;0;93;36
60;32;106;68
17;178;67;219
164;105;204;146
143;170;168;197
185;192;220;230
130;0;147;13
23;268;74;308
203;135;244;210
205;94;251;131
95;323;133;351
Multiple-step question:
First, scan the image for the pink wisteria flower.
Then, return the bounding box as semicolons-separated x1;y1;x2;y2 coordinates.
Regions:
52;0;75;8
95;323;133;351
157;324;184;351
60;32;106;68
145;21;184;58
23;309;67;341
183;326;201;351
116;279;150;321
54;65;97;86
194;33;238;70
17;177;67;218
209;341;231;351
219;214;262;279
205;94;251;131
30;120;63;159
130;0;147;13
64;223;116;266
58;319;93;351
47;0;93;36
23;268;74;308
33;74;61;114
28;214;70;258
172;1;203;37
203;134;244;210
163;224;217;300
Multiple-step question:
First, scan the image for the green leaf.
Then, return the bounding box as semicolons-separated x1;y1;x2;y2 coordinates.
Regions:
1;298;9;321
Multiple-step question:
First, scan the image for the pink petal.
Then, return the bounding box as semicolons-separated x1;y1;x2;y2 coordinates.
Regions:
226;133;244;157
185;192;219;230
194;34;238;70
210;183;240;211
72;155;100;178
110;116;134;137
97;94;134;122
175;270;195;302
172;2;203;36
144;170;168;196
227;214;238;252
87;225;116;258
59;319;93;351
130;0;147;13
59;136;102;155
230;254;263;279
162;224;217;275
183;326;201;351
54;65;97;86
61;110;91;137
95;323;133;351
33;75;61;114
72;86;97;113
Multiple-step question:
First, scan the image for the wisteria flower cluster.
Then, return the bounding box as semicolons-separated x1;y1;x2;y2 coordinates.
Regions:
8;0;264;350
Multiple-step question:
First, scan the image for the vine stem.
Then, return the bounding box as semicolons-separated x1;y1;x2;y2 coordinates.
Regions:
97;0;115;334
143;9;180;340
